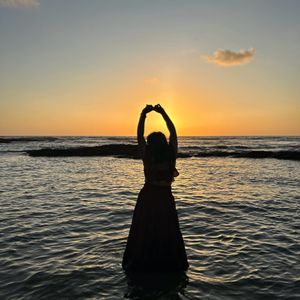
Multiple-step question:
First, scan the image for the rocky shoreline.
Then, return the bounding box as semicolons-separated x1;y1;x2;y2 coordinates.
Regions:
25;144;300;161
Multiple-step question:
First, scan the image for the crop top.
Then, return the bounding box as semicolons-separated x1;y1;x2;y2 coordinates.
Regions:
143;160;179;185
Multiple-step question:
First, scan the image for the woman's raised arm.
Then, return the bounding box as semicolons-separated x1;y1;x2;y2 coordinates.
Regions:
154;104;178;155
137;105;153;158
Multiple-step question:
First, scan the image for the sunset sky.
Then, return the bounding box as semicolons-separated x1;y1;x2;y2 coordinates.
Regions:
0;0;299;136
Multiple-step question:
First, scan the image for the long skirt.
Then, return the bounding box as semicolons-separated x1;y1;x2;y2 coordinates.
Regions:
122;183;189;272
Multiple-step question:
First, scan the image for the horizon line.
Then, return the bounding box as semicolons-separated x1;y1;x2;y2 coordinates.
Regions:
1;134;299;138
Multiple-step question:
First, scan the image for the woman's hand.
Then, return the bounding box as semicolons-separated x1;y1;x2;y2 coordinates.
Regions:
153;104;165;114
142;105;154;115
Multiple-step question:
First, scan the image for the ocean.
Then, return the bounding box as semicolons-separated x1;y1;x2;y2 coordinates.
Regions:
0;136;299;299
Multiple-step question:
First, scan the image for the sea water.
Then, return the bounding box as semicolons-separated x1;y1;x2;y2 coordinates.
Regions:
0;136;299;299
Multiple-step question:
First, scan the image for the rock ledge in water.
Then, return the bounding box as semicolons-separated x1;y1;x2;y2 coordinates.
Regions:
26;144;141;158
25;144;300;161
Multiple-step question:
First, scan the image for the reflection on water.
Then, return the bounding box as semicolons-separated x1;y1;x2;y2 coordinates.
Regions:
124;271;188;299
1;138;300;299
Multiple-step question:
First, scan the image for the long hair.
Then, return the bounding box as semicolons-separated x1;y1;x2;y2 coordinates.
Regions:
146;132;175;163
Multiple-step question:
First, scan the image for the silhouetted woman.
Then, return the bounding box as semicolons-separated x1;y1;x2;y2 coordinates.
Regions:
122;104;189;272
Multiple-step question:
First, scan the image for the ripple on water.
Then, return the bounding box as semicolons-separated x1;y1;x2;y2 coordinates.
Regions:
0;155;300;299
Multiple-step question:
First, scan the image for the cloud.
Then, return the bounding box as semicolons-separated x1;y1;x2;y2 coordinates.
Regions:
205;48;256;67
0;0;39;8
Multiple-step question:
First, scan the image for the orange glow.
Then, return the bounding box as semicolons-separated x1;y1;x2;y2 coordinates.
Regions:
1;2;300;137
1;70;299;136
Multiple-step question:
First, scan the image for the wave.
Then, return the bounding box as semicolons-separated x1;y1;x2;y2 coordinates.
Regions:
0;137;58;143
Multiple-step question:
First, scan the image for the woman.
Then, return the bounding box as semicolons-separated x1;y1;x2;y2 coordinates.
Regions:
122;104;189;272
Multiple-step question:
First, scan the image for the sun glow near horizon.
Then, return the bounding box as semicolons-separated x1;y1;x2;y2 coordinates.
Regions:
0;1;299;136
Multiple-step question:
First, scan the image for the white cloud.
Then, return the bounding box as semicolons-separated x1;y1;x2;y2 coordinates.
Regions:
0;0;39;8
204;48;256;67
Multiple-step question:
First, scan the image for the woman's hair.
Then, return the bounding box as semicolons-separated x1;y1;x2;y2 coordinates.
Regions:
146;131;175;163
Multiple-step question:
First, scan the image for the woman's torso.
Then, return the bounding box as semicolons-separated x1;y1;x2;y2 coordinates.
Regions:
143;157;177;186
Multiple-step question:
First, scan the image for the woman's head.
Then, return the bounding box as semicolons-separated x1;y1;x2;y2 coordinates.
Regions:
146;132;174;163
147;132;168;148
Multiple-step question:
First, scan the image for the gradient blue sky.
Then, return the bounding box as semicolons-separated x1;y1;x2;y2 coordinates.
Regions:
1;0;299;135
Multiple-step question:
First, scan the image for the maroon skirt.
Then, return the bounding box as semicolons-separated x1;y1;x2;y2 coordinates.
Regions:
122;183;189;271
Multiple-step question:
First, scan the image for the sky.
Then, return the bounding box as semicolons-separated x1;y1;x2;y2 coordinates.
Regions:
0;0;299;136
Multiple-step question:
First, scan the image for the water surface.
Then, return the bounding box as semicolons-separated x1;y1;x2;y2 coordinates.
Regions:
1;137;299;299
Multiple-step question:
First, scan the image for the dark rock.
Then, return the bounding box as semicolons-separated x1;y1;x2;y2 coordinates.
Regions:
26;144;141;158
195;150;300;161
25;144;300;161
